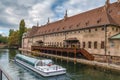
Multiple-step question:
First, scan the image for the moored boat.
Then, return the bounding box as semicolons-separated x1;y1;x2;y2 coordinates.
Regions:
15;54;66;77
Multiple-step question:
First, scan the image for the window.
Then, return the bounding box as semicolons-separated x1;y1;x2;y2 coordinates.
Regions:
76;24;79;27
60;42;62;46
101;41;104;49
89;29;91;32
94;41;97;49
85;21;89;26
116;28;118;32
95;28;97;31
69;26;71;29
97;18;101;24
88;41;91;48
101;27;104;31
57;28;59;31
112;27;114;31
83;42;85;48
78;42;80;48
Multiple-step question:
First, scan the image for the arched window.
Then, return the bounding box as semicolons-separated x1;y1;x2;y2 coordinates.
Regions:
101;41;104;49
88;41;91;48
94;41;97;49
78;42;80;48
83;42;85;48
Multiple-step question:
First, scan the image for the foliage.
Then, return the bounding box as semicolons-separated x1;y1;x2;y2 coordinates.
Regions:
19;19;26;47
8;30;19;47
8;19;27;48
0;35;8;44
9;29;14;36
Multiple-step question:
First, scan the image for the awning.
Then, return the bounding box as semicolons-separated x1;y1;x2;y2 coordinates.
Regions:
64;37;79;43
36;40;43;43
109;33;120;40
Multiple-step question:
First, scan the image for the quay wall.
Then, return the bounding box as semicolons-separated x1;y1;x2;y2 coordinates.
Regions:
19;48;120;73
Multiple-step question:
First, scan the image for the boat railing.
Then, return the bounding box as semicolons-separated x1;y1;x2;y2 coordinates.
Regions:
0;65;13;80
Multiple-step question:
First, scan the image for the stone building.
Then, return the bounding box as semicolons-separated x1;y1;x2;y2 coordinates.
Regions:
22;0;120;62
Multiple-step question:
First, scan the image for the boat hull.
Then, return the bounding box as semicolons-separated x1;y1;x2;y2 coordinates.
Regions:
15;59;66;77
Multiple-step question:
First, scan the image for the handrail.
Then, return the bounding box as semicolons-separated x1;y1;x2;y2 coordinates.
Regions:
0;65;13;80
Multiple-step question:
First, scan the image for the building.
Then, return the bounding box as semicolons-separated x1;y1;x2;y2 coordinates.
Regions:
22;0;120;62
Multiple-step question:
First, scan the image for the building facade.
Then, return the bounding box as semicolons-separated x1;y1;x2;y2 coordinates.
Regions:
22;1;120;62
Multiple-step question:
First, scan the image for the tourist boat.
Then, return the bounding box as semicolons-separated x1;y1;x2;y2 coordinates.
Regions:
15;54;66;77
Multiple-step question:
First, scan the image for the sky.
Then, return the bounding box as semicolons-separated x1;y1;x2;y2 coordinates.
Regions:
0;0;116;36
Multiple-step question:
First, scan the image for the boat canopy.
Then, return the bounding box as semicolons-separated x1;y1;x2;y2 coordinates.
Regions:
41;59;52;65
16;54;39;66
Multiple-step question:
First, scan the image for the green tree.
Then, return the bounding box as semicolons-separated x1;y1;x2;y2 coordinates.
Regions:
0;35;8;44
8;30;19;47
9;29;14;36
19;19;26;47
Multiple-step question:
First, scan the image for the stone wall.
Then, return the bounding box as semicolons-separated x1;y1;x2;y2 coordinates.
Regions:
22;25;120;61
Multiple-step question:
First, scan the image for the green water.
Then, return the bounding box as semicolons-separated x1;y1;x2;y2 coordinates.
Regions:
0;49;120;80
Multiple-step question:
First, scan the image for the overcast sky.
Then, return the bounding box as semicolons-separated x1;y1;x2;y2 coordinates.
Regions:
0;0;116;36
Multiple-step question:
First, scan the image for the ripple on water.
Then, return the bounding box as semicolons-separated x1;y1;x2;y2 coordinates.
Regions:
0;49;120;80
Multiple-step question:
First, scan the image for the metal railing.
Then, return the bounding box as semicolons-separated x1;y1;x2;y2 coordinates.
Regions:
0;65;13;80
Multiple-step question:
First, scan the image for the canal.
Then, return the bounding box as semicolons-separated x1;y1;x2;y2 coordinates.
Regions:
0;49;120;80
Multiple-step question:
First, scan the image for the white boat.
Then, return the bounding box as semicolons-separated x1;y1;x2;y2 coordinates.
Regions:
15;54;66;77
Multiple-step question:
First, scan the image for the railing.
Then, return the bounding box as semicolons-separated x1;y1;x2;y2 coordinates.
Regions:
79;49;94;60
0;65;13;80
31;46;94;60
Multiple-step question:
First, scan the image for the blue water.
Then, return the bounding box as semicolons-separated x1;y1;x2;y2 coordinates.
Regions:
0;49;120;80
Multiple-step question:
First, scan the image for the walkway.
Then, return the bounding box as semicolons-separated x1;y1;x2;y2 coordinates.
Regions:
31;46;94;60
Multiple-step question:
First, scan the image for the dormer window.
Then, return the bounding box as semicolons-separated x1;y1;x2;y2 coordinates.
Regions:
108;9;112;13
85;21;89;26
76;23;80;27
57;28;59;31
69;26;71;29
97;18;101;24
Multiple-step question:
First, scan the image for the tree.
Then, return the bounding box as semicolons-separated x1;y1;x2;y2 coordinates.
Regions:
0;35;8;44
19;19;26;47
8;30;19;47
9;29;14;36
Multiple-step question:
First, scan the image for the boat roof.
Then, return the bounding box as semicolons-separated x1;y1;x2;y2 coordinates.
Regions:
16;54;39;64
40;59;52;64
16;54;53;65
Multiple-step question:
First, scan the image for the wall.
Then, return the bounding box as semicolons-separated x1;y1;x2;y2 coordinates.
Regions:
22;25;120;62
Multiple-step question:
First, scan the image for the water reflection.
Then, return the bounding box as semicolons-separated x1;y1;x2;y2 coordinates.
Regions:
0;49;120;80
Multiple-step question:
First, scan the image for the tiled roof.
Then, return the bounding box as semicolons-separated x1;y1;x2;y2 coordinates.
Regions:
26;2;120;38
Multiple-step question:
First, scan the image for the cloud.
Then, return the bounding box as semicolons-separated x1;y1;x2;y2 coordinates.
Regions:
0;0;116;36
28;0;55;26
